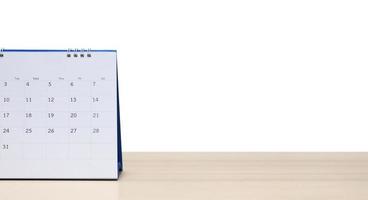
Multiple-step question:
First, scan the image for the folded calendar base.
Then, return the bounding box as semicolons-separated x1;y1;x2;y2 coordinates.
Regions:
0;49;123;180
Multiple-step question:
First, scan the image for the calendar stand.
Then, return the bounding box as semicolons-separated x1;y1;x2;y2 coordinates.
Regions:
0;49;122;180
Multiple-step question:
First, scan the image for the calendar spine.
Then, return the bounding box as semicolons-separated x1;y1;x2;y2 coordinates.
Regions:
66;48;92;58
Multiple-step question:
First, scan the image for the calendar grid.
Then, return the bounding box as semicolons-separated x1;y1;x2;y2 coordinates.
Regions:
0;79;116;160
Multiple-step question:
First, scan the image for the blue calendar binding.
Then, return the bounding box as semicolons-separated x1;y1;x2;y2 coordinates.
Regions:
116;55;123;175
0;49;123;180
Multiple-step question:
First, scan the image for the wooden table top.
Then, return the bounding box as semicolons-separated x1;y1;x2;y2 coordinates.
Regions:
1;152;368;200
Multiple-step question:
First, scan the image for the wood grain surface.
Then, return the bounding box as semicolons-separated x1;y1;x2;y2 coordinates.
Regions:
1;152;368;200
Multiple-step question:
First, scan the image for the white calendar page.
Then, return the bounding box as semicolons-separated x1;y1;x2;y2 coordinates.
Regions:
0;50;120;179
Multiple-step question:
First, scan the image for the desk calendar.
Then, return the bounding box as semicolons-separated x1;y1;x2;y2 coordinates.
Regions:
0;49;122;179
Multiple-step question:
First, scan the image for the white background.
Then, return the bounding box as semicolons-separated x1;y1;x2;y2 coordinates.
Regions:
1;0;368;151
